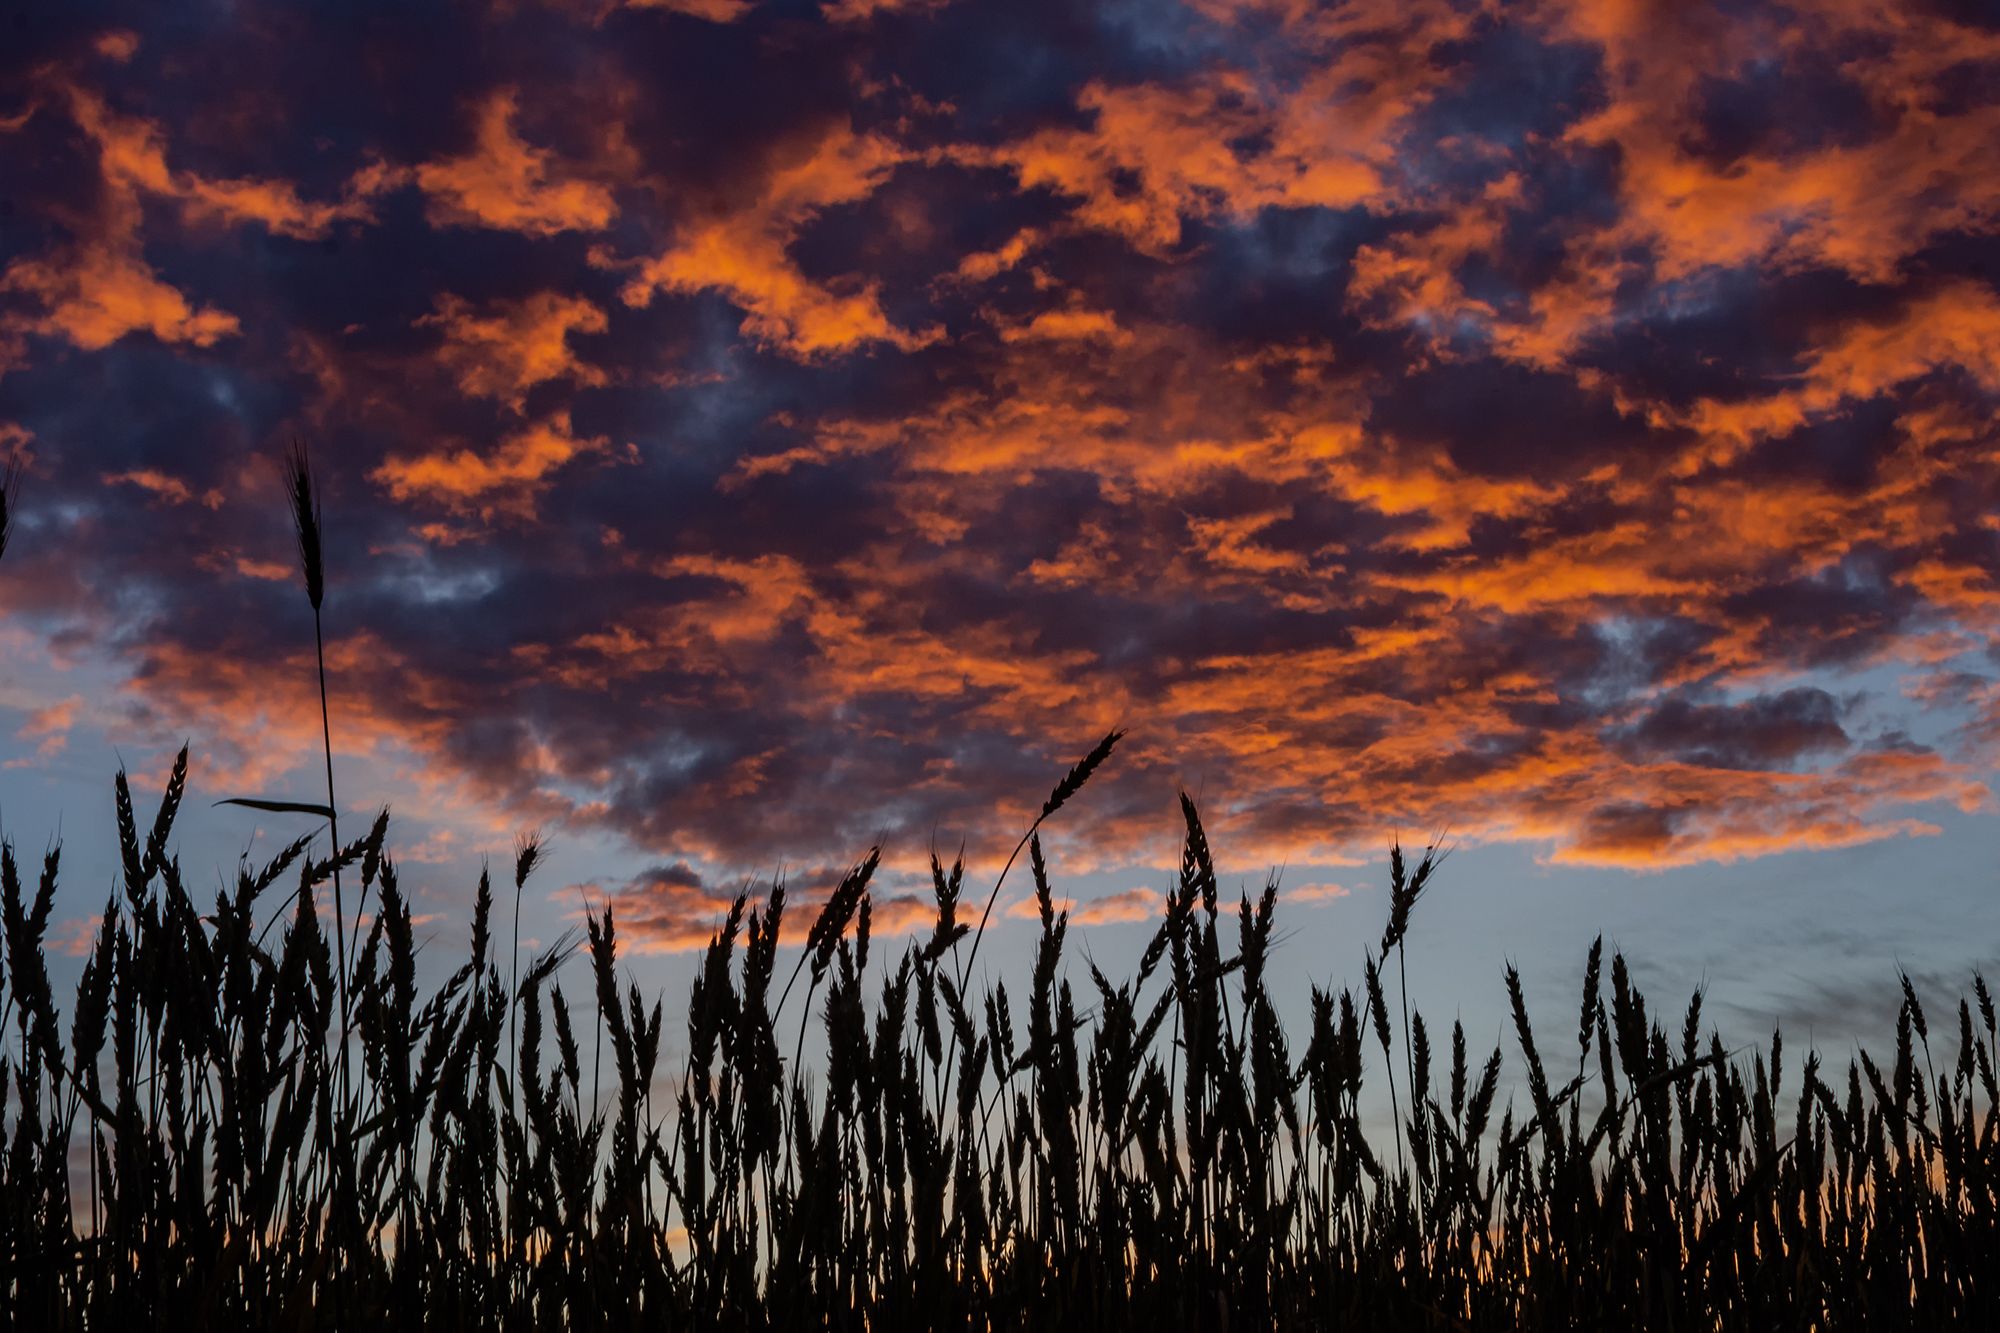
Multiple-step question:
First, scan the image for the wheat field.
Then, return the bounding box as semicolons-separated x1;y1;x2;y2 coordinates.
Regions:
4;461;1997;1329
0;739;1995;1329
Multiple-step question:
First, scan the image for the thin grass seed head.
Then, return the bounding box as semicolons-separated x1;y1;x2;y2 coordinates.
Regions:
1581;935;1604;1057
0;453;20;564
514;832;545;891
1364;954;1392;1057
1900;972;1929;1046
1030;833;1053;930
1450;1019;1468;1122
282;439;325;612
1381;842;1408;957
1381;839;1443;957
1041;729;1123;822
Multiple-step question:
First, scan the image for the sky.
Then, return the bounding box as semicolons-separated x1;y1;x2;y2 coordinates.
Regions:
1;0;1997;1065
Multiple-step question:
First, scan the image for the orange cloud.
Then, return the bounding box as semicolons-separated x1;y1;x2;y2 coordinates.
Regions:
2;246;239;352
1802;282;2000;406
1628;281;2000;475
102;468;224;508
1346;176;1519;347
56;84;378;239
683;221;1999;870
374;411;614;519
578;861;941;956
233;555;293;581
574;867;746;954
1385;523;1697;614
618;124;938;358
0;78;376;357
1289;882;1351;904
1005;886;1158;927
822;0;946;21
10;0;1999;892
949;229;1043;286
997;304;1134;348
975;0;1474;254
94;30;140;61
120;634;426;795
1425;1;2000;368
1184;509;1313;576
1317;3;2000;375
980;79;1373;253
415;90;617;235
1583;96;2000;291
9;694;82;765
110;631;564;850
419;291;609;410
625;0;752;19
48;917;102;958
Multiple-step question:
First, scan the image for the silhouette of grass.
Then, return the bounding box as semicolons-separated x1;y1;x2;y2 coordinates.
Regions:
1;463;1994;1327
0;453;20;564
0;749;1995;1328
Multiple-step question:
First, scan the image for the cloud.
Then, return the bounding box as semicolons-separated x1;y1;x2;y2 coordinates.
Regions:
822;0;946;21
2;243;238;354
616;123;939;358
0;76;376;357
971;0;1481;254
626;0;752;20
2;1;1998;891
61;86;374;240
48;916;103;957
1549;743;1983;870
1619;687;1850;771
582;857;935;953
414;90;617;236
419;291;609;411
575;860;743;953
1288;882;1350;905
102;468;225;508
996;304;1133;348
8;694;83;765
1004;886;1158;927
373;411;616;519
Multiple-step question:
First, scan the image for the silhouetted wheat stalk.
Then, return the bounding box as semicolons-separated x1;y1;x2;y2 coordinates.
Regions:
282;443;348;1039
3;730;1995;1328
958;727;1121;988
0;463;1993;1330
0;453;20;564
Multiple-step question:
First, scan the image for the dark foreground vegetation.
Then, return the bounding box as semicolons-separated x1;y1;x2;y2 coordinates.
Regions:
2;458;1994;1328
0;746;1995;1330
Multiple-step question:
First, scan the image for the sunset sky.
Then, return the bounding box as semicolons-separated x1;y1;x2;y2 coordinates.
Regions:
2;0;1997;1054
